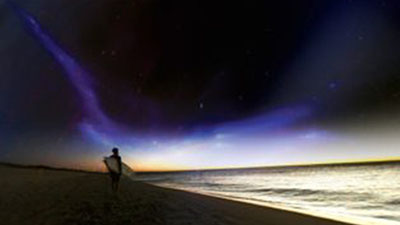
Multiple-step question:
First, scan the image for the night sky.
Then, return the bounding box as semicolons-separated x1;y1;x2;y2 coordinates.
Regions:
1;0;400;171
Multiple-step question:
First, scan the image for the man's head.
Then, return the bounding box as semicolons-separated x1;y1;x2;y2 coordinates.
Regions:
112;147;119;155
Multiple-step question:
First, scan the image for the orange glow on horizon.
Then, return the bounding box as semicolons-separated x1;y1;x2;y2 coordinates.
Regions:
123;156;400;172
41;155;400;173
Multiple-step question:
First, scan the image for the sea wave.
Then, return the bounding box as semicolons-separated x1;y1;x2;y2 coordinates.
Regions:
142;163;400;225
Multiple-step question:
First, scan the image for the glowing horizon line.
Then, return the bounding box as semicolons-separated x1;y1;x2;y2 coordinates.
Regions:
130;157;400;172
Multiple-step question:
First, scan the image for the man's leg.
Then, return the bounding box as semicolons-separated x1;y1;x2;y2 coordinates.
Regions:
115;175;120;191
111;174;117;192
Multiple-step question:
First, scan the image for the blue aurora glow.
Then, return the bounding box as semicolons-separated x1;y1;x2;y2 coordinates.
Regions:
10;2;135;145
11;3;335;169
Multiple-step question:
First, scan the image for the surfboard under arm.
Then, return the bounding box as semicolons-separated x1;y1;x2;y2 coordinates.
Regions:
103;157;135;178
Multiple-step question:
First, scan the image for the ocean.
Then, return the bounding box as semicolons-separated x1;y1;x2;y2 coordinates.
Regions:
136;162;400;225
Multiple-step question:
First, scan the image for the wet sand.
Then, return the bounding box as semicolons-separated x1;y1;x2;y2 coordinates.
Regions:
0;164;352;225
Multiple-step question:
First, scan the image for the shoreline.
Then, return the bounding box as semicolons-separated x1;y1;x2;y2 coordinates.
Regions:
1;164;354;225
148;183;359;225
150;183;397;225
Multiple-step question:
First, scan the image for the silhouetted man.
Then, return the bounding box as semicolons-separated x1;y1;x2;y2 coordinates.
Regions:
108;147;122;192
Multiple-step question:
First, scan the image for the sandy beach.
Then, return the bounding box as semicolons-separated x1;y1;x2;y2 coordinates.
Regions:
0;164;352;225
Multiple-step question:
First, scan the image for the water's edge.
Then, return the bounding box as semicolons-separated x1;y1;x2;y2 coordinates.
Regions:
147;182;396;225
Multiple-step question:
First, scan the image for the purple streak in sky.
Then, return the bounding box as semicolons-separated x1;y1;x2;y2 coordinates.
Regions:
11;3;329;161
9;2;129;147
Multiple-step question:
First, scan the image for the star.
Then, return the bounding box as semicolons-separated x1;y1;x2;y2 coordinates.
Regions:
328;82;338;90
